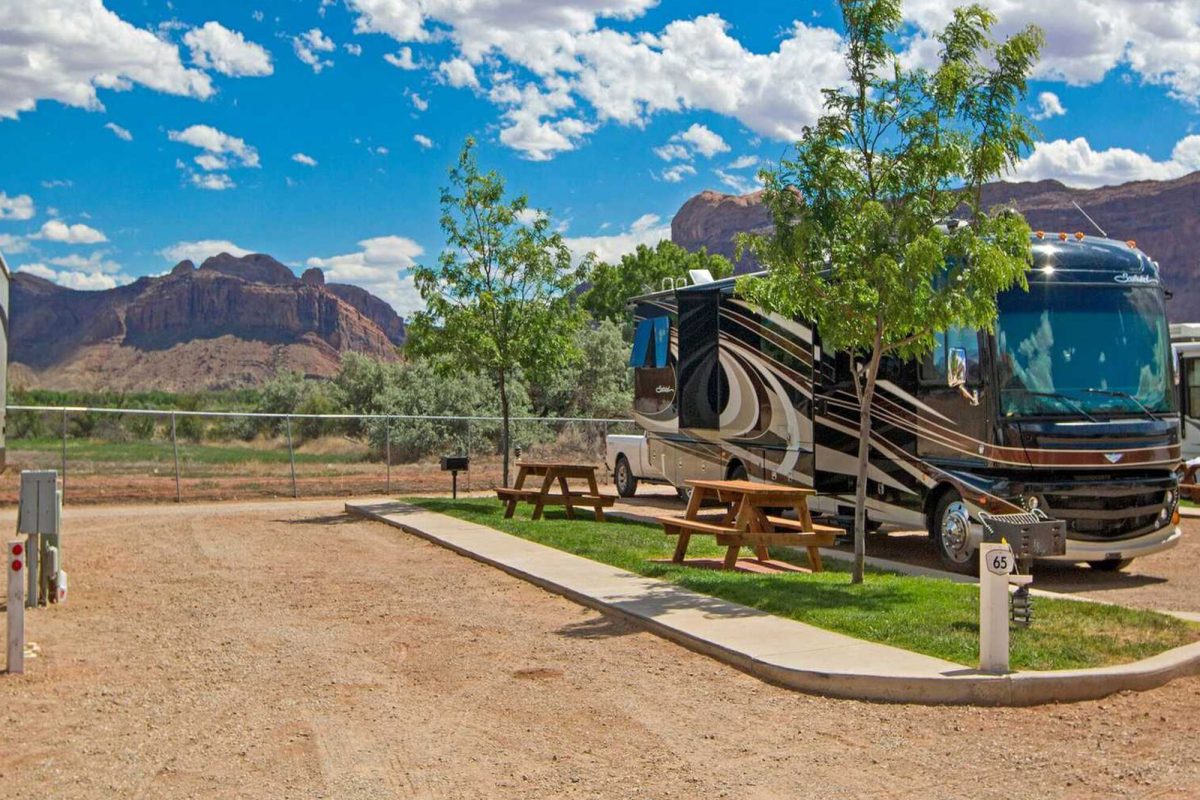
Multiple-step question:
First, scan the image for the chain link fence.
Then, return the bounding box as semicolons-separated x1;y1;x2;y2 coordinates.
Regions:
2;406;640;505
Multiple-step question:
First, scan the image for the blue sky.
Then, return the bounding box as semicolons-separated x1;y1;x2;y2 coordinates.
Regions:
1;0;1198;315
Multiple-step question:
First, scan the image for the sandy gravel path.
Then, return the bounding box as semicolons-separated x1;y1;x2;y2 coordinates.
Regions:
2;499;1198;799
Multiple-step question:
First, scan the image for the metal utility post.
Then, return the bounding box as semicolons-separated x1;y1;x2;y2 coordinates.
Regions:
171;412;182;503
286;416;298;498
7;540;24;674
385;420;392;494
465;420;472;492
60;409;68;503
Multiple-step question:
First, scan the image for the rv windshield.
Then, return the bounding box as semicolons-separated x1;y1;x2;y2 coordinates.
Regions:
995;283;1174;417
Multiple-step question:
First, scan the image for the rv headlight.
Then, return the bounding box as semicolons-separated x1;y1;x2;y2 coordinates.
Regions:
1024;495;1040;511
1159;507;1170;524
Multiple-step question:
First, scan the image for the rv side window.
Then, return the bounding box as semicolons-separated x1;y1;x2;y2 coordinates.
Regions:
1187;359;1200;418
920;328;980;385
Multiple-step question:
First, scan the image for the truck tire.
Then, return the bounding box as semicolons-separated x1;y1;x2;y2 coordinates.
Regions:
614;455;638;498
930;490;978;575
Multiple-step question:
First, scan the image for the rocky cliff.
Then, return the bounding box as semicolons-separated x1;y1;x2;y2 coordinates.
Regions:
10;253;405;392
672;173;1200;321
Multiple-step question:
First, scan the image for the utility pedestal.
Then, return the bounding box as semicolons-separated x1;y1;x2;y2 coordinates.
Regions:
979;542;1033;673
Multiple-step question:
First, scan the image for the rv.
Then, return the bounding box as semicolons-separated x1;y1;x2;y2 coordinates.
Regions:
1173;323;1200;462
0;251;8;470
626;234;1181;572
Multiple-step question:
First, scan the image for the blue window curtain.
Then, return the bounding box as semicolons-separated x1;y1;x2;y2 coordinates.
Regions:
652;317;670;368
630;318;652;368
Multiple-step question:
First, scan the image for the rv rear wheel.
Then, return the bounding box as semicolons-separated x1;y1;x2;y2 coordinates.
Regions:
614;455;638;498
1087;558;1134;572
931;491;978;575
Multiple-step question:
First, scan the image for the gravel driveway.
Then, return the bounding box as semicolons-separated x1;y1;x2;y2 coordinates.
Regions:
1;499;1198;798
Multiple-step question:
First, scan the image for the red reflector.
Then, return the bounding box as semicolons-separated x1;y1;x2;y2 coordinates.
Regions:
12;559;22;571
11;543;22;557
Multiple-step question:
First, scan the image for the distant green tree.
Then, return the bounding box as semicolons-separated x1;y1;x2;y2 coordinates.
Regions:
582;240;732;331
528;319;632;419
408;138;590;486
738;1;1042;583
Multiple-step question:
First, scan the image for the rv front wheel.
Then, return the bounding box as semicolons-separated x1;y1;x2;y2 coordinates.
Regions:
614;455;638;498
932;492;978;574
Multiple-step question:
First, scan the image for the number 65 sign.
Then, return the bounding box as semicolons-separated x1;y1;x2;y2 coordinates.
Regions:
986;549;1013;576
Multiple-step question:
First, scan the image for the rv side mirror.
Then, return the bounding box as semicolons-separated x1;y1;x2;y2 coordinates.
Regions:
947;347;968;389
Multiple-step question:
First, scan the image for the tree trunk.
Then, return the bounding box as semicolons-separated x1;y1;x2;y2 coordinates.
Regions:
499;368;511;488
852;335;884;585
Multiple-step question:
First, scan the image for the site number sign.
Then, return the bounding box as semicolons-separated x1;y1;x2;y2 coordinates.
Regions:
986;550;1013;576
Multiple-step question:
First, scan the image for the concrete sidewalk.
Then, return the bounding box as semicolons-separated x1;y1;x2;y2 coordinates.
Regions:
347;500;1200;706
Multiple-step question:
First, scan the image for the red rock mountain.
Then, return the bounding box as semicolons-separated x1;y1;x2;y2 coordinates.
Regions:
11;253;406;391
671;172;1200;322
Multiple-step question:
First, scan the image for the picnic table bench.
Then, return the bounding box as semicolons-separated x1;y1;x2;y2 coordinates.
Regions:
496;461;614;521
657;479;840;571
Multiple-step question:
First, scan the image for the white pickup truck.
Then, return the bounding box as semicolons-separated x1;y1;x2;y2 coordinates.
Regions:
605;434;671;497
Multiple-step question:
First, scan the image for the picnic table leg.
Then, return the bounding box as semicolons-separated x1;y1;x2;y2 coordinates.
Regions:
722;543;741;570
513;466;529;490
557;475;576;519
671;531;691;562
532;472;555;520
683;485;705;520
504;498;518;519
752;506;771;562
794;501;823;572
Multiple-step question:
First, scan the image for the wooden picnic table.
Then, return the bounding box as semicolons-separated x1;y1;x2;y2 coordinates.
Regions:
495;461;614;522
657;479;840;571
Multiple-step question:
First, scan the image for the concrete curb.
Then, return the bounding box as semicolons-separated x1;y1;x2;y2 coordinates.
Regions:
347;501;1200;706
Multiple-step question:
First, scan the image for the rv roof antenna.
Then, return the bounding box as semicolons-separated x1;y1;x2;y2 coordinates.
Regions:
1071;201;1107;238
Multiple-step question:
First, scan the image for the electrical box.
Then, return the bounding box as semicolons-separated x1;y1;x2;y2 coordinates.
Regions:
18;470;59;536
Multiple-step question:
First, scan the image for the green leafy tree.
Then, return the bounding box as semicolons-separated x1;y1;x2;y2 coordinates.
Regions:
528;319;632;418
738;1;1042;583
408;138;590;486
582;240;732;331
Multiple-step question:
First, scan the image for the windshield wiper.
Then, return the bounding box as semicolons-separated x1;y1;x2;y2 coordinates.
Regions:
1081;388;1160;421
1007;388;1100;422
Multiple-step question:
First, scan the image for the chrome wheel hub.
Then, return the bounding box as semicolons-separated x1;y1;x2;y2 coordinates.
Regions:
940;501;973;563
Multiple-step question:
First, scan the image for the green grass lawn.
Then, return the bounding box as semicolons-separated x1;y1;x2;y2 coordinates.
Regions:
408;497;1197;671
10;437;366;466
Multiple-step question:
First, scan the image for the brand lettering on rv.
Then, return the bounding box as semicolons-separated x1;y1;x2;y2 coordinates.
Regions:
1104;452;1124;464
1114;273;1157;285
655;385;674;394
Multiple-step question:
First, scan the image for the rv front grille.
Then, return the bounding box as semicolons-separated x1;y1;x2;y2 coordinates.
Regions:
1039;484;1170;541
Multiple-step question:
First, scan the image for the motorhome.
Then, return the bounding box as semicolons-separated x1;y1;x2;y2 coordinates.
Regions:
625;233;1181;572
0;252;8;470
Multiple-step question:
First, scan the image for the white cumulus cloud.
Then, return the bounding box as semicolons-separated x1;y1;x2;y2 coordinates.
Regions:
184;21;273;77
1030;91;1066;121
0;0;213;120
676;124;729;158
169;124;259;167
292;152;318;166
413;134;434;149
0;191;35;220
384;47;419;69
902;0;1200;106
105;122;133;141
191;173;236;191
660;164;696;183
564;212;671;264
343;3;846;160
1010;135;1200;188
307;235;426;315
293;28;336;73
33;219;107;244
160;239;252;264
19;262;131;291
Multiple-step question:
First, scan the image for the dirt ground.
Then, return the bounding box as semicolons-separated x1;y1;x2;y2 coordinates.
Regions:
2;499;1199;799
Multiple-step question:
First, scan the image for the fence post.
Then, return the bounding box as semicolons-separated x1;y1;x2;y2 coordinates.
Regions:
465;419;472;492
286;416;298;499
385;419;392;494
60;409;67;504
171;412;182;503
